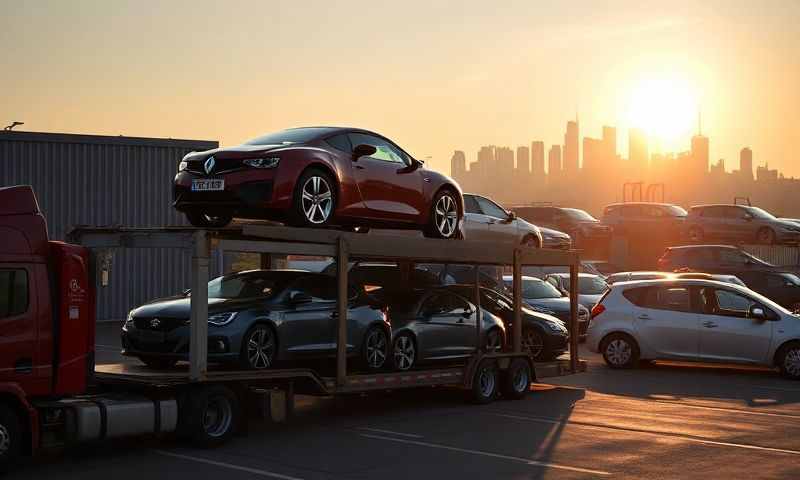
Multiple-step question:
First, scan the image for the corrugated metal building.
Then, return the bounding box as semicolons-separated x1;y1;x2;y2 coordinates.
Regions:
0;130;219;320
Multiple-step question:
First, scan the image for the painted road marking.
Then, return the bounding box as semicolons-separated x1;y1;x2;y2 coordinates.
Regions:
653;400;800;419
154;450;304;480
489;412;800;456
359;433;611;476
357;427;423;438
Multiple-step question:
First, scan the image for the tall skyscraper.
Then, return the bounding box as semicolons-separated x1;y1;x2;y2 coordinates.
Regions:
450;150;466;179
582;137;603;172
531;141;545;176
563;120;579;173
691;134;709;178
628;128;648;173
740;147;754;181
516;146;530;174
476;145;495;180
602;126;617;161
548;145;562;177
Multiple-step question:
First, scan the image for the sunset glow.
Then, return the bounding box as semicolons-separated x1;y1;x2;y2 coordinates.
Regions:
626;74;699;152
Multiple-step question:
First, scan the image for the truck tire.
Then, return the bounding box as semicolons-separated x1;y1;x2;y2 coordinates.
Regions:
500;358;532;400
0;404;21;472
179;385;240;447
470;359;498;404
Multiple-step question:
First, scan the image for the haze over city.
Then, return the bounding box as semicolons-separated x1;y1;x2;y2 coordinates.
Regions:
2;0;799;178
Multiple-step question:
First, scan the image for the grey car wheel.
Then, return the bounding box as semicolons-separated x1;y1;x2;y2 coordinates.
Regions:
522;328;545;361
392;333;416;371
428;190;459;239
363;326;388;371
242;325;277;370
301;175;334;224
602;333;639;369
780;343;800;380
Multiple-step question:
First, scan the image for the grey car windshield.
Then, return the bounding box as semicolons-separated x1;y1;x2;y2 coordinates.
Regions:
244;128;332;146
520;279;563;299
578;277;609;295
666;205;688;217
747;207;777;220
563;208;597;222
207;272;297;299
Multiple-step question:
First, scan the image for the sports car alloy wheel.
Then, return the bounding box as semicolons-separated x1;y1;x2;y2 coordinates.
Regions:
785;347;800;378
434;194;458;238
394;335;416;371
301;176;333;224
365;328;388;369
246;327;276;369
605;338;632;366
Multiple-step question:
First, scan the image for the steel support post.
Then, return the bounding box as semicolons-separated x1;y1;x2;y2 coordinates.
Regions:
569;262;580;373
512;249;523;354
190;230;210;381
336;238;349;386
474;265;481;353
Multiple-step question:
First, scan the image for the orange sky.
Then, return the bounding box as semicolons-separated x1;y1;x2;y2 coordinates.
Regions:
2;0;798;177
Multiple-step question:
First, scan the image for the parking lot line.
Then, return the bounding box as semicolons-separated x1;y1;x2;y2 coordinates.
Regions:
653;400;800;419
359;433;612;476
154;450;304;480
356;427;424;438
489;412;800;456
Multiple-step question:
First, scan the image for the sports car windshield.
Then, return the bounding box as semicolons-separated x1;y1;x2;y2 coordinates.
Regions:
244;127;332;146
207;272;298;299
563;208;598;222
519;279;563;299
748;207;777;220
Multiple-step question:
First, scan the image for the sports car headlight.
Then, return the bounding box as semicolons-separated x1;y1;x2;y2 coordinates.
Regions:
208;312;238;326
178;160;188;172
243;157;280;169
125;310;135;327
544;320;566;332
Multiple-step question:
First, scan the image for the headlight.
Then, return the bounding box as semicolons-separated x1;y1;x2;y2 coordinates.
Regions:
178;160;188;171
208;312;238;326
544;320;566;332
125;310;135;327
243;157;280;169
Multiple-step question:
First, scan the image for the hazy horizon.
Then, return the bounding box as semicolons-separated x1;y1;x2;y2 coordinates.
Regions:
2;0;798;177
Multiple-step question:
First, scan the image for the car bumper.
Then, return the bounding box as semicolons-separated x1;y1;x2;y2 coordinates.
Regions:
173;170;285;216
121;327;239;360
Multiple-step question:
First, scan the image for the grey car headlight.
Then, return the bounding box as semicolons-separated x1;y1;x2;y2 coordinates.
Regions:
125;310;135;327
178;160;188;172
544;321;566;332
208;312;238;326
243;157;280;169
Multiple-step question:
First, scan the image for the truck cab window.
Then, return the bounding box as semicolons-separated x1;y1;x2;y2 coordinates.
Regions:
0;269;28;319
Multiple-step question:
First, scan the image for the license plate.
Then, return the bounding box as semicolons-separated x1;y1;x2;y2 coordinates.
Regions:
134;330;166;343
191;179;225;191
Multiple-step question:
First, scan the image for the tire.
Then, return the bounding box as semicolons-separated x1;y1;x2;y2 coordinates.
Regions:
757;227;776;245
688;226;704;243
777;342;800;380
601;333;640;369
291;168;336;227
521;327;550;362
501;358;532;400
139;356;178;370
392;332;417;371
179;385;240;448
425;189;460;239
484;328;504;353
362;326;389;372
0;404;21;473
185;211;233;228
240;324;277;370
470;359;499;404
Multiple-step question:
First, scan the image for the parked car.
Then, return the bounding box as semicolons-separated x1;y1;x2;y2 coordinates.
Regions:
502;275;590;337
442;285;569;361
173;126;464;239
587;278;800;379
539;226;572;250
321;261;441;290
684;204;800;245
544;273;609;310
734;271;800;311
657;245;779;273
122;270;390;371
605;271;672;284
382;288;506;371
522;261;606;280
463;194;543;247
601;202;687;238
672;272;746;287
511;206;611;247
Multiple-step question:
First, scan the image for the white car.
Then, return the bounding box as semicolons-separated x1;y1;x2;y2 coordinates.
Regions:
463;193;543;248
587;278;800;379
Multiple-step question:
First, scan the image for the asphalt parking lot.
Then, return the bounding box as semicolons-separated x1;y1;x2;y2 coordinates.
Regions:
13;322;800;479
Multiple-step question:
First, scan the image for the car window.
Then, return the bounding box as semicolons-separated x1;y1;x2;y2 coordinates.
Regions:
687;248;715;263
622;287;649;307
463;195;481;214
475;196;508;219
719;249;748;264
287;276;338;302
561;208;597;222
420;292;471;317
713;289;757;315
545;276;560;289
348;133;409;164
622;205;645;217
700;206;726;218
0;269;29;319
525;208;551;222
767;273;800;288
516;278;563;299
244;127;331;145
726;206;750;220
578;277;609;295
207;272;297;299
643;286;693;313
325;133;352;153
645;206;666;218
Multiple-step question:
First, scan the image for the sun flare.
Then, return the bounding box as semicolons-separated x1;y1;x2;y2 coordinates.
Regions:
626;74;699;152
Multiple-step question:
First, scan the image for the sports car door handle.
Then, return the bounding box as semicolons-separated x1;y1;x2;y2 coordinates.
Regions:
637;314;650;320
702;321;718;328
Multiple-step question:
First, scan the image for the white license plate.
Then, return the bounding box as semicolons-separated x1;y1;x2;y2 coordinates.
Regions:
134;330;165;343
191;179;225;191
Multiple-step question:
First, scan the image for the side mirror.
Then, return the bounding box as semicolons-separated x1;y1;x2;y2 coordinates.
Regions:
461;308;473;318
353;144;377;161
289;291;313;305
744;214;753;222
505;211;516;222
749;305;767;320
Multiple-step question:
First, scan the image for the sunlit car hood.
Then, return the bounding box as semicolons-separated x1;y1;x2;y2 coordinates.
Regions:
131;296;255;318
524;297;584;314
183;144;289;162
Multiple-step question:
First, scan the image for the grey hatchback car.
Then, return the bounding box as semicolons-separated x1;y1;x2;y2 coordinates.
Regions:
122;270;390;371
685;204;800;245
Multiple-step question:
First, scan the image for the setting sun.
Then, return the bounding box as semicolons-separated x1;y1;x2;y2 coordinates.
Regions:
626;74;699;152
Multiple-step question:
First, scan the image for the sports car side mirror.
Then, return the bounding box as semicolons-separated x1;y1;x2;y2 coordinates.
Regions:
749;305;767;320
503;211;516;223
353;144;377;160
289;291;313;305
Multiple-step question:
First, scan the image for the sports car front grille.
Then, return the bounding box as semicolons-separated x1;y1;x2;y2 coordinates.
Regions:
186;158;243;174
133;317;187;332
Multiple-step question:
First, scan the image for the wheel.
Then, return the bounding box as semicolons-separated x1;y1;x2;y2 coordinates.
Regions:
392;332;417;371
757;227;776;245
240;324;277;370
470;359;499;404
687;226;704;243
179;385;240;447
601;333;640;369
139;357;178;370
522;327;552;362
362;326;389;371
291;168;336;227
501;358;532;400
522;234;541;249
483;328;504;353
185;211;233;228
425;189;460;239
0;404;21;473
778;342;800;380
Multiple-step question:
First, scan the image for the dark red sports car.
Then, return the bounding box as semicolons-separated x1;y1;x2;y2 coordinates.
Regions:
173;127;464;239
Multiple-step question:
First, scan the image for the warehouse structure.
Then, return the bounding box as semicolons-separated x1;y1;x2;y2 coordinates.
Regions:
0;130;218;320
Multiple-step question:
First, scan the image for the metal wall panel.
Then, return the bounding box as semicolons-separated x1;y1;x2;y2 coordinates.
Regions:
1;131;218;320
742;245;800;267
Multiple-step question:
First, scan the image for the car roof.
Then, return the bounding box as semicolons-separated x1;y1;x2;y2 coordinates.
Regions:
665;244;739;251
690;204;751;209
612;278;745;289
604;202;678;208
548;272;601;279
502;275;543;282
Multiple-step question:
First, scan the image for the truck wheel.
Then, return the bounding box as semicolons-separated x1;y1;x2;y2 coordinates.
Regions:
500;358;532;400
180;385;240;447
0;404;21;472
470;359;498;404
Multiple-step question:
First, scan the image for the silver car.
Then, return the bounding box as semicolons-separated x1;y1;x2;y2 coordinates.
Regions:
463;193;543;248
685;204;800;245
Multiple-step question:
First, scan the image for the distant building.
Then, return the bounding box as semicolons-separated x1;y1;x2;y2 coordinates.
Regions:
740;147;754;181
516;146;530;174
602;126;617;161
548;145;562;177
691;134;709;178
450;150;466;179
582;137;603;172
628;128;648;173
531;141;545;176
476;145;495;180
710;158;726;177
563;120;579;173
495;146;515;197
757;163;779;182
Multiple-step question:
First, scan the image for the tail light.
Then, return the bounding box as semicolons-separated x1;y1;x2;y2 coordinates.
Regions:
591;304;606;319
